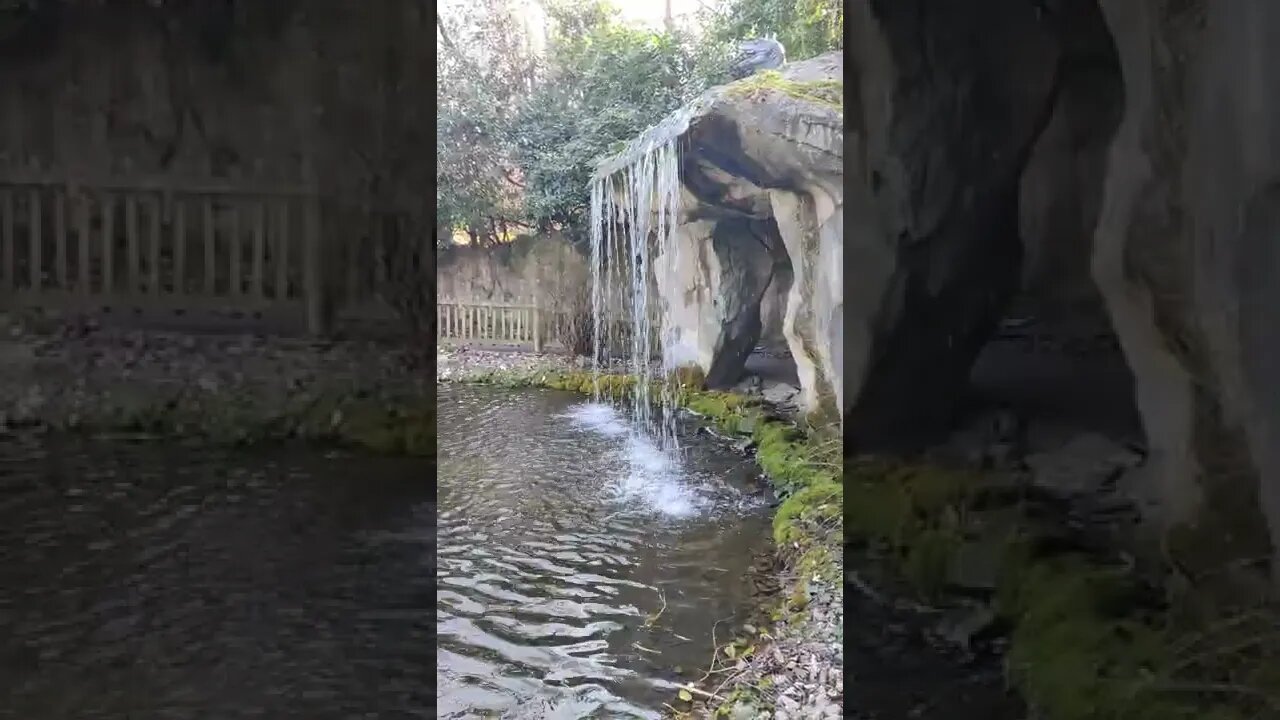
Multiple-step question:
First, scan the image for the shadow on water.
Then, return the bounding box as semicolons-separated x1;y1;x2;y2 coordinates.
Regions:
0;434;436;719
437;383;773;719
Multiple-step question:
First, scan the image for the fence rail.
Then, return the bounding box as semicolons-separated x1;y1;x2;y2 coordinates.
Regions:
0;171;324;333
437;302;543;351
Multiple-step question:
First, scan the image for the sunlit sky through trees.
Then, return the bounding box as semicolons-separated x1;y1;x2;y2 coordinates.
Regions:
438;0;706;57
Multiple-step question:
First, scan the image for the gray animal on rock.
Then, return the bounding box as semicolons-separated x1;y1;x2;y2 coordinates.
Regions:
728;36;786;80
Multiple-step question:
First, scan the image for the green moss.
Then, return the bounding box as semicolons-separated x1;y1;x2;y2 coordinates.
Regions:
841;456;1268;720
685;390;746;416
727;70;843;113
843;459;978;555
669;364;707;389
997;555;1190;720
845;478;911;545
543;370;637;399
773;479;841;545
341;409;434;457
750;415;842;560
904;528;958;598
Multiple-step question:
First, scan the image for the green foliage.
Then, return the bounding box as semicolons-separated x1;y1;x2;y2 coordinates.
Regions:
436;0;538;242
435;0;842;244
698;0;843;62
514;2;701;233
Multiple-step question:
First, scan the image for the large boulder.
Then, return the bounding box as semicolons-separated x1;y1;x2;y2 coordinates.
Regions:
609;52;845;417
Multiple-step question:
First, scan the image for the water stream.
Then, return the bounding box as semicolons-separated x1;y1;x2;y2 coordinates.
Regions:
437;384;771;718
589;131;685;453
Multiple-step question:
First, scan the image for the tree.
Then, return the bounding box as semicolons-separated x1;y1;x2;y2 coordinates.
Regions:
698;0;843;62
513;0;701;241
436;0;539;246
433;0;840;248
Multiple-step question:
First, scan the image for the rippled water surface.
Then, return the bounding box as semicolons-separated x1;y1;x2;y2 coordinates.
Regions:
0;436;435;719
438;384;771;719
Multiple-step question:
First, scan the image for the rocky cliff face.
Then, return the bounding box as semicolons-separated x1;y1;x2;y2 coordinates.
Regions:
844;0;1278;586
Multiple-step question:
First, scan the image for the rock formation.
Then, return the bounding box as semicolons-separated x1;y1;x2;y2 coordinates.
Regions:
842;0;1064;450
593;51;844;415
1091;0;1280;581
598;53;844;417
594;0;1280;586
842;0;1279;586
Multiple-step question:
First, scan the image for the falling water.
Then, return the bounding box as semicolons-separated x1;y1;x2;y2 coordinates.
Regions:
588;136;684;453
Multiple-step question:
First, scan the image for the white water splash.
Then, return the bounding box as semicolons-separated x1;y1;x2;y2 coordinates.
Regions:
562;402;703;518
581;107;712;518
563;402;628;438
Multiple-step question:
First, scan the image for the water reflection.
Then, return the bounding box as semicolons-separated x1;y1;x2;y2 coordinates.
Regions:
0;435;435;719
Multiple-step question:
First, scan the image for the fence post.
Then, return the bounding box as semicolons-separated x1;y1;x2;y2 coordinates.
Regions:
302;158;325;337
2;188;13;291
533;302;542;353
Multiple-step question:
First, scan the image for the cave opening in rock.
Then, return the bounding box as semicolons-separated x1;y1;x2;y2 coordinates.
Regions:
956;0;1148;493
665;198;805;408
740;215;802;402
653;146;823;413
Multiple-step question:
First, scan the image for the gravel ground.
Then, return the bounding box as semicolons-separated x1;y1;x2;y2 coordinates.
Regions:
436;345;585;381
0;320;428;435
768;580;845;720
436;345;658;382
696;575;845;720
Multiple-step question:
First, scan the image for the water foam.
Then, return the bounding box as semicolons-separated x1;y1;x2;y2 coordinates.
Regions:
563;402;629;437
563;402;702;519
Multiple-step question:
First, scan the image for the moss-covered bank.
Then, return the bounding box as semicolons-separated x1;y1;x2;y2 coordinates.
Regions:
726;69;843;114
4;386;435;459
843;458;1279;720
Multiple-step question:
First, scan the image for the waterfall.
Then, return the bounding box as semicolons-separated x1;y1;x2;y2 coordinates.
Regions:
588;138;683;452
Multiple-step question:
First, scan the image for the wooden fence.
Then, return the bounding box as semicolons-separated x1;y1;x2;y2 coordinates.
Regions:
437;302;544;351
0;169;326;332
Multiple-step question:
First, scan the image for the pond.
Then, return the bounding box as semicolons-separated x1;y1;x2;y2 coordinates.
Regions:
0;435;436;719
437;384;773;719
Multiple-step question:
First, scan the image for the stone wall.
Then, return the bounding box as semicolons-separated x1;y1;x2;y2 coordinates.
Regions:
0;4;313;179
437;235;590;310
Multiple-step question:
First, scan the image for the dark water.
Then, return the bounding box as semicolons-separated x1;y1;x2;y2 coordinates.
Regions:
0;435;436;719
437;384;772;719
